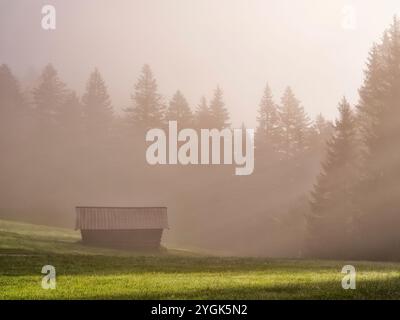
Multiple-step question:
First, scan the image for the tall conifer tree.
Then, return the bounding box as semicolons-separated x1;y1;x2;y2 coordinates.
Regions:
194;96;211;129
209;86;230;129
166;90;193;128
278;87;311;158
127;64;164;130
82;68;113;138
356;17;400;259
255;84;281;152
33;64;66;122
307;98;358;258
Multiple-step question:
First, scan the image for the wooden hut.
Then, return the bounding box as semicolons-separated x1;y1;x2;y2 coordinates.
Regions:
75;207;168;250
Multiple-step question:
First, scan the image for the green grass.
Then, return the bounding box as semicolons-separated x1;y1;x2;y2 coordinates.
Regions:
0;219;399;299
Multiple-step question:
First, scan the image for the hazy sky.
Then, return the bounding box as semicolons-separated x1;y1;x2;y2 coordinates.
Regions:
1;0;400;127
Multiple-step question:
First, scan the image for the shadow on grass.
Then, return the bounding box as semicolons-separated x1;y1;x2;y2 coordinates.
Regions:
1;251;400;278
68;277;400;300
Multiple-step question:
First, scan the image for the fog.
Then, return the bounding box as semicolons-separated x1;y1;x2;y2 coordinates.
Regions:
1;1;400;260
2;0;400;126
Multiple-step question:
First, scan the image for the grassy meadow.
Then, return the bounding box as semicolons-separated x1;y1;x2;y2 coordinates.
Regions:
0;219;399;299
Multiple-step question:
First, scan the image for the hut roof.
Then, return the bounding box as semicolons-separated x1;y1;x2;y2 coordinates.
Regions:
75;207;168;230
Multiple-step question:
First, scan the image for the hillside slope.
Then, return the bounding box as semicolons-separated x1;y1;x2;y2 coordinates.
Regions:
0;219;399;300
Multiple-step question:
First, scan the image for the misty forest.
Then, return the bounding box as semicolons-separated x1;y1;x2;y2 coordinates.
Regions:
2;17;400;261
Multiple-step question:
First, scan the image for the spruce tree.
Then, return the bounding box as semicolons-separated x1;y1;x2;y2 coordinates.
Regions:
309;113;334;155
356;17;400;259
307;98;358;258
313;114;333;136
278;87;311;158
255;84;281;152
0;64;23;112
33;64;66;122
0;64;25;143
82;68;113;138
128;64;164;130
209;86;230;129
194;96;211;129
166;90;193;128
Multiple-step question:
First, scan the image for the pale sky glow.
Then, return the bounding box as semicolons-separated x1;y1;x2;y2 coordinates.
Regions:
1;0;400;127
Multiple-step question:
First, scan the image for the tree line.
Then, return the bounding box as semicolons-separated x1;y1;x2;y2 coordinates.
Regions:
0;58;330;257
0;59;332;168
2;18;400;260
307;17;400;260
